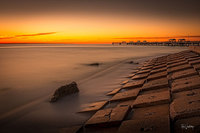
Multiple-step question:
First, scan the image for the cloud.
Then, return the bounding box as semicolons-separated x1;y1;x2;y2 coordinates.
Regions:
0;32;57;40
16;32;57;37
0;37;15;40
114;36;200;40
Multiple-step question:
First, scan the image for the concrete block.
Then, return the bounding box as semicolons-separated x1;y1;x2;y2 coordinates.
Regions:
140;66;153;70
187;56;200;62
147;71;167;81
189;59;200;65
171;77;200;93
131;73;149;80
126;73;135;78
133;90;170;108
140;87;169;95
117;99;135;107
79;101;108;113
193;64;200;70
174;117;200;133
150;67;167;74
153;64;166;69
136;69;151;74
170;68;198;80
173;88;200;99
85;106;130;126
118;117;170;133
107;88;121;96
131;104;169;120
120;80;129;85
110;88;140;102
167;58;186;65
170;96;200;120
167;61;188;68
142;78;169;91
172;75;199;85
122;79;145;89
167;64;192;73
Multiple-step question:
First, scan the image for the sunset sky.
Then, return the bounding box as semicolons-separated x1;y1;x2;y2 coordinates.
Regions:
0;0;200;44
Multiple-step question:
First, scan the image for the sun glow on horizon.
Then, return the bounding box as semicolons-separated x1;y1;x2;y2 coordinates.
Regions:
1;13;200;44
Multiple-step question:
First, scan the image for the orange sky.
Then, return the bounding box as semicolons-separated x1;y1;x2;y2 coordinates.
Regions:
0;1;200;44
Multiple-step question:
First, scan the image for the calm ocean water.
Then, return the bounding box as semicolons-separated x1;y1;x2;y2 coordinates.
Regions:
0;44;187;132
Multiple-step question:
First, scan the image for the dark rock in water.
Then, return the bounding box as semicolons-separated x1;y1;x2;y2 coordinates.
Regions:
50;81;79;103
88;63;101;66
127;61;139;64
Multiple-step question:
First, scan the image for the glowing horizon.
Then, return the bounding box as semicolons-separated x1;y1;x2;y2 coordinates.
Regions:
1;0;200;44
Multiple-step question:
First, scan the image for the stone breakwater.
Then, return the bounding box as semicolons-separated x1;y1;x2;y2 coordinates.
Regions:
60;48;200;133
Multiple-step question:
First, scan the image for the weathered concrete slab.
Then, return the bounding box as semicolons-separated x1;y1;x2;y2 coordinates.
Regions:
136;69;151;74
150;67;167;74
131;69;139;73
107;88;121;96
110;88;140;102
131;104;169;120
184;54;199;59
131;73;149;80
79;101;108;113
189;59;200;65
147;71;167;81
59;125;82;133
189;46;200;54
173;88;200;99
142;78;169;91
118;117;170;133
193;63;200;70
187;56;200;62
122;79;145;89
167;55;185;59
126;73;135;78
133;90;170;108
167;58;186;65
117;99;135;107
172;75;199;85
171;76;200;93
170;96;200;120
154;63;166;68
167;61;188;68
140;87;169;95
153;64;166;69
120;80;129;85
174;116;200;133
142;64;153;68
167;64;192;73
86;108;111;126
170;68;198;80
140;66;153;70
86;106;130;126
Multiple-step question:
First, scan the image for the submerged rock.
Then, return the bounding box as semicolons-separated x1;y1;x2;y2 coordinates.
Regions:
87;63;101;66
127;61;139;64
50;81;79;103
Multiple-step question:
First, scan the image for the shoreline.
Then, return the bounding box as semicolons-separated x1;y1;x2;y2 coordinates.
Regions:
65;47;200;133
0;53;175;132
0;47;188;133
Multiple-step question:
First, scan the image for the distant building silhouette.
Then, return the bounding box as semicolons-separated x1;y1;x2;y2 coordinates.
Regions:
121;41;127;45
169;39;176;42
178;39;186;43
